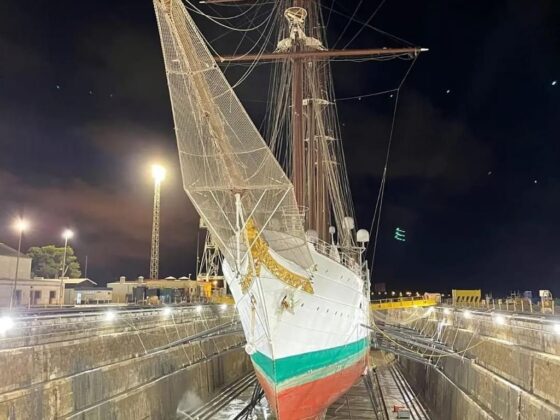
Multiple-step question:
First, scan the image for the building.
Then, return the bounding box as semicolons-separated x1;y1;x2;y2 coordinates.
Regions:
0;243;32;281
0;278;61;307
107;276;139;303
62;278;97;289
64;287;112;305
62;278;112;305
108;276;205;304
0;243;62;307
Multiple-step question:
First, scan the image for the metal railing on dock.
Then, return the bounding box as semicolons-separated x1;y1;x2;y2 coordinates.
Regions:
370;296;437;311
444;298;558;316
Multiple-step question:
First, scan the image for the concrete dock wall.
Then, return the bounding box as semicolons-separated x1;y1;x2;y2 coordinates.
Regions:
0;306;251;419
387;308;560;420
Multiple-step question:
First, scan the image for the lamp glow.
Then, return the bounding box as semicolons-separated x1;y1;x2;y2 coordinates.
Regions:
463;310;472;319
443;308;451;315
152;164;166;183
494;314;506;325
62;229;74;240
0;316;14;334
13;219;29;233
220;303;228;311
162;306;172;317
196;305;202;313
104;311;116;322
554;324;560;335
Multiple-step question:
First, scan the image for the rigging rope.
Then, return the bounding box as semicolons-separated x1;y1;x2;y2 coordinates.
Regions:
367;55;418;270
320;2;414;47
204;1;262;20
182;0;423;257
331;0;364;49
186;0;279;90
184;0;272;30
342;0;387;49
324;0;335;32
336;88;398;102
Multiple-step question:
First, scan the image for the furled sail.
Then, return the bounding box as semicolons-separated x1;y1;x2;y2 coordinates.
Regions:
154;0;312;269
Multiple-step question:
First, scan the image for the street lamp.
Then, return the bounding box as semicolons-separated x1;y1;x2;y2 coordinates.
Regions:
59;229;74;307
152;164;166;184
150;164;166;280
10;218;29;309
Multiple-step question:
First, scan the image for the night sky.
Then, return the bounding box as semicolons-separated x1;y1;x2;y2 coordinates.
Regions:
1;0;559;296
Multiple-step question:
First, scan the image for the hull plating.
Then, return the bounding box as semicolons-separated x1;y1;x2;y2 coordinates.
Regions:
223;243;369;419
255;354;367;419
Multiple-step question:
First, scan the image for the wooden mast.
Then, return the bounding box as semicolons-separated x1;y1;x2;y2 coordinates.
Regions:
291;0;305;209
212;2;427;239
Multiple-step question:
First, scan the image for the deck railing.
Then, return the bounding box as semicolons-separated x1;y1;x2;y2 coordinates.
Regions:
309;237;362;275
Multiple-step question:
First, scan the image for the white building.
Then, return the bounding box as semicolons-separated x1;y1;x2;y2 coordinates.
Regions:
62;278;112;304
0;243;62;307
0;243;32;280
64;287;112;305
0;278;60;307
108;276;203;304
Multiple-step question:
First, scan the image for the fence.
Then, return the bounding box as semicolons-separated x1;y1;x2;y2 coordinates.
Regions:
444;297;558;315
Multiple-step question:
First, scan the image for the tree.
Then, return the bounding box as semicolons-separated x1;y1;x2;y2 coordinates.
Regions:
27;245;82;278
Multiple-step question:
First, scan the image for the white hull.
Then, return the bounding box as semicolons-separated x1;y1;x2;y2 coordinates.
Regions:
223;242;369;361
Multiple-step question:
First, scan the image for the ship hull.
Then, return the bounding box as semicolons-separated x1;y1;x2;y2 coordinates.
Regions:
254;340;368;419
223;241;369;419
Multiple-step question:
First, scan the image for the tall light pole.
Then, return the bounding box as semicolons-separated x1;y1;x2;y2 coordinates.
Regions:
59;229;74;307
10;218;29;309
150;164;166;280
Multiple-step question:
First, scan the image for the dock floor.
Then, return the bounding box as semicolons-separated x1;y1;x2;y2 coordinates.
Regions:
196;350;431;419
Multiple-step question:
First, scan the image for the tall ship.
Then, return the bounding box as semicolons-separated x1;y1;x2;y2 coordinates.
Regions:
152;0;424;418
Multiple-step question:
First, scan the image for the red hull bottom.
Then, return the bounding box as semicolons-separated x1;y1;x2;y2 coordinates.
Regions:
255;355;368;420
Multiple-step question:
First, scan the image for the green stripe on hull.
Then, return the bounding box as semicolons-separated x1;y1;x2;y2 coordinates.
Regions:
251;338;368;387
253;347;366;392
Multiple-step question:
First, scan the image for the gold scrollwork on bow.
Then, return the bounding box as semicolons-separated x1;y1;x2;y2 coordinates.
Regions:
240;219;314;294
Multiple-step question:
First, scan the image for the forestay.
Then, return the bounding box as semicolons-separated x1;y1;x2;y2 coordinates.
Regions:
154;0;313;269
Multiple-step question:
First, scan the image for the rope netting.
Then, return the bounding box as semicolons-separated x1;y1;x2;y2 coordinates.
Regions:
154;0;312;269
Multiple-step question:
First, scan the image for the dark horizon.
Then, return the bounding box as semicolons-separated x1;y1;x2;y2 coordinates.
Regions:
1;0;559;296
